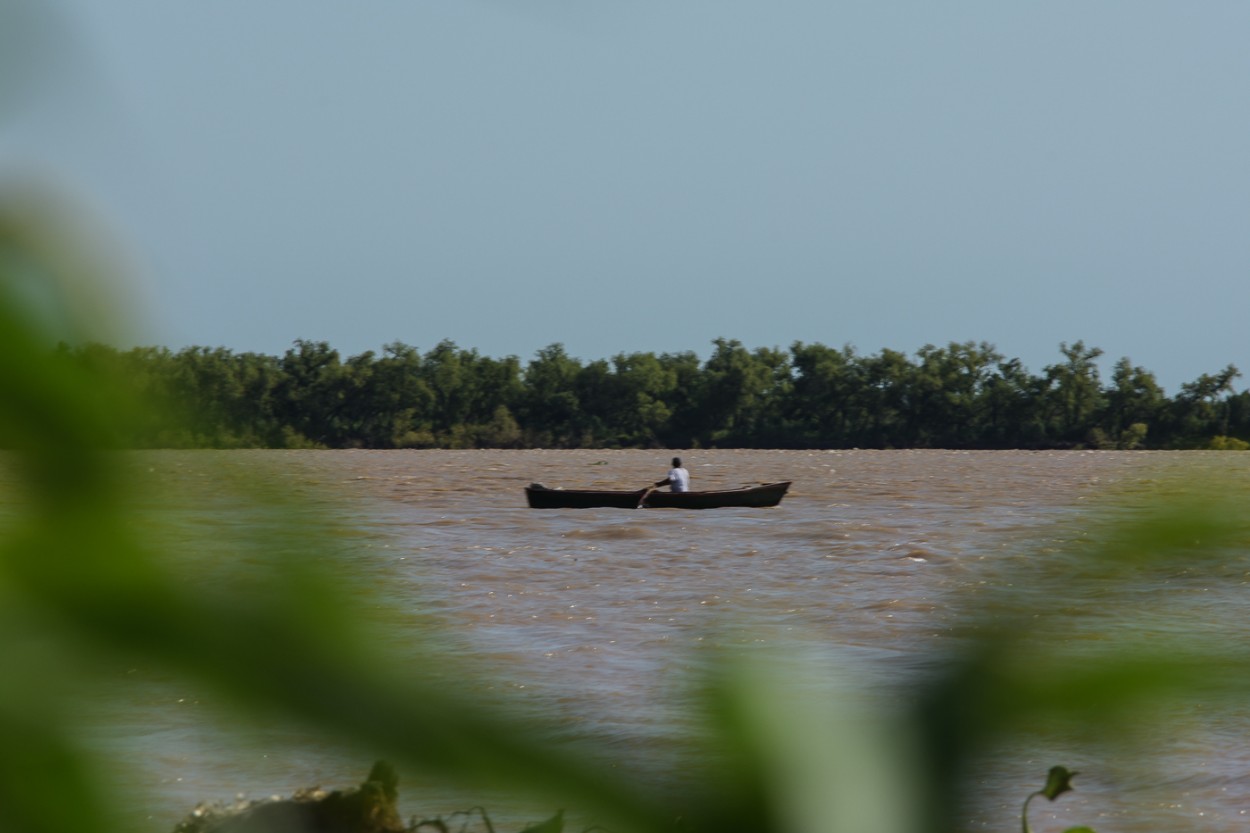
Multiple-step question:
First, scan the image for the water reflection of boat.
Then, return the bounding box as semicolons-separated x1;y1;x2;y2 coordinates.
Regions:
524;481;791;509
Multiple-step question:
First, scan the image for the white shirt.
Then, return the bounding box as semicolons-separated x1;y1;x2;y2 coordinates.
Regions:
668;466;690;492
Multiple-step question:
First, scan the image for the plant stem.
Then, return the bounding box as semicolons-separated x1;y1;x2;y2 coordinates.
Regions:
1022;790;1042;833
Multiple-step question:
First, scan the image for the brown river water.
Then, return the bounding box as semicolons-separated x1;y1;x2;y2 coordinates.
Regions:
18;449;1250;832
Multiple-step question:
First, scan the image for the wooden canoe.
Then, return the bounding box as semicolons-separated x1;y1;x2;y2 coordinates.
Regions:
524;481;791;509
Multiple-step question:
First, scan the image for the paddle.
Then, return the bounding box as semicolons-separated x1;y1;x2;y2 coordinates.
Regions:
635;486;656;509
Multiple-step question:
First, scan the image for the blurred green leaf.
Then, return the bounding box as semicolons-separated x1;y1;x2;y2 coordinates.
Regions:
1039;766;1077;801
518;809;563;833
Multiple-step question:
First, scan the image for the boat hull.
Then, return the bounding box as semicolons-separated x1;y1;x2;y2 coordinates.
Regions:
525;481;791;509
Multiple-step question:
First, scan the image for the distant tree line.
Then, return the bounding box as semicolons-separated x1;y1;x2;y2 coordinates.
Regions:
54;338;1249;450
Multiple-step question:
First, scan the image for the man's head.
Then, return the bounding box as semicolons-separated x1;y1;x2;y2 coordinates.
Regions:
672;457;682;468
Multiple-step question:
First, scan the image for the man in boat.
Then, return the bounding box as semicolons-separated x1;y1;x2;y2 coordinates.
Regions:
655;457;690;492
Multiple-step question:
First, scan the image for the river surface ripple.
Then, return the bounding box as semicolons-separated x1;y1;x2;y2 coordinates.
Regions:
49;450;1250;831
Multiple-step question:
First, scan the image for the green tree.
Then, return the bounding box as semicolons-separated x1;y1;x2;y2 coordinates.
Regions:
419;340;522;447
169;346;285;447
849;348;912;447
980;358;1046;447
420;340;475;442
650;351;704;448
520;344;585;447
1041;341;1106;445
608;352;678;448
109;345;186;446
569;358;615;446
1168;364;1242;445
275;339;348;447
786;342;858;447
468;354;525;446
1101;358;1165;448
1225;389;1250;442
362;342;437;448
693;339;791;447
909;341;1003;447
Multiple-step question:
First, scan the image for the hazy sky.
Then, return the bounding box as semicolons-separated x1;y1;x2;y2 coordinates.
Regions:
8;1;1249;391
